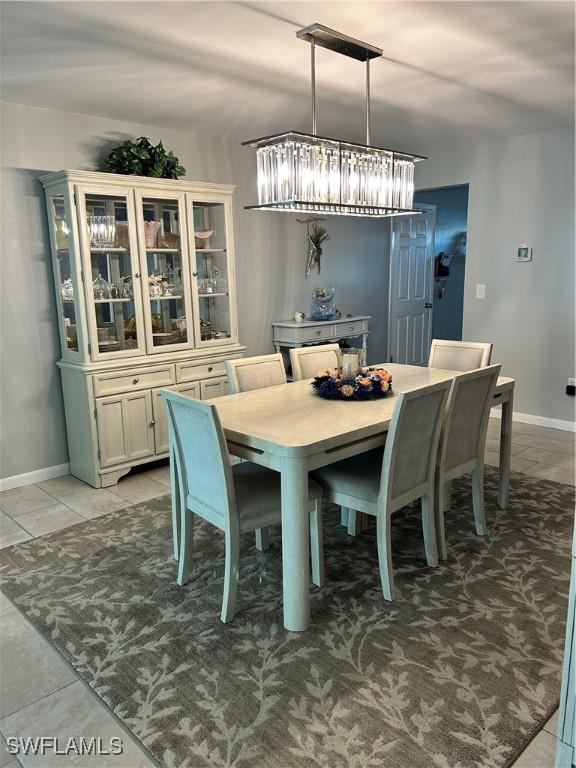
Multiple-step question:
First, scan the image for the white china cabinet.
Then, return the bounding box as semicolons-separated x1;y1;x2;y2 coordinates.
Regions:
41;170;244;487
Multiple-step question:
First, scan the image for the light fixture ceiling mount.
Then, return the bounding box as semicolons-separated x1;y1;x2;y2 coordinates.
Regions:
243;24;425;218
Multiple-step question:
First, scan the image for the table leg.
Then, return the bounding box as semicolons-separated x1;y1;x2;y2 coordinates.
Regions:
281;456;311;631
498;391;514;509
361;333;368;365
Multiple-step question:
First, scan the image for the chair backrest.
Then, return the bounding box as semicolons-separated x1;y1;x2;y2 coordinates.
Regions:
161;390;235;526
428;339;493;371
439;364;501;476
225;354;287;394
290;343;340;380
380;379;452;508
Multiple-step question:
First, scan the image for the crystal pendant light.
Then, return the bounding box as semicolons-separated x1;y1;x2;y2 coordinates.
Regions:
243;24;426;218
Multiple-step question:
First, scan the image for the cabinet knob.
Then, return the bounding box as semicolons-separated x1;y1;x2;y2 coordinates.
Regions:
132;377;140;385
134;273;141;278
315;330;321;336
192;271;198;277
149;420;155;428
208;366;213;372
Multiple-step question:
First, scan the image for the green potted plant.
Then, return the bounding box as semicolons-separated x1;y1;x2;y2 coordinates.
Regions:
103;137;186;179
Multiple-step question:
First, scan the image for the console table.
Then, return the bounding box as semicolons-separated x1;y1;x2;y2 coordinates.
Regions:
272;315;371;373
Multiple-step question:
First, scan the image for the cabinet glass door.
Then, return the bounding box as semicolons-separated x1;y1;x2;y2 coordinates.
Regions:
189;199;236;347
48;192;82;355
138;194;193;353
80;189;144;357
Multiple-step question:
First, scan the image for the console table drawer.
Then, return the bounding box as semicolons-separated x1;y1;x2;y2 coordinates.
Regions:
93;366;175;397
338;320;366;336
299;325;336;341
176;360;227;383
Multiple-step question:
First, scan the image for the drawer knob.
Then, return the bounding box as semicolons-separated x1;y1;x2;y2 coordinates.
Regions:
149;420;155;428
208;366;213;372
192;271;198;277
132;377;140;385
315;330;321;336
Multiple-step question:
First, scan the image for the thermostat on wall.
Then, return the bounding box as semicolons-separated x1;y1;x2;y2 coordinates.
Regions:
516;243;532;262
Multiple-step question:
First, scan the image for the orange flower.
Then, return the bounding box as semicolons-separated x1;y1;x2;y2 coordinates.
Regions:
358;377;373;388
380;380;390;392
317;368;336;378
340;384;355;398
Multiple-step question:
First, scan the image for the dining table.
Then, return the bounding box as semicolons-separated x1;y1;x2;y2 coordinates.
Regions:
207;363;515;632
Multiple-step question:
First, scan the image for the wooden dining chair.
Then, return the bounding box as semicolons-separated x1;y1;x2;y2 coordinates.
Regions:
225;353;287;552
290;343;340;380
428;339;493;371
225;353;287;394
312;379;452;601
162;391;324;622
434;364;501;560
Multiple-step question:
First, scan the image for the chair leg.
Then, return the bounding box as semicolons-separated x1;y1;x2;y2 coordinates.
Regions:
435;472;448;561
170;447;180;561
471;465;487;536
443;480;453;512
221;527;240;623
421;494;438;567
310;499;325;588
255;527;270;551
177;507;194;586
376;510;394;601
347;510;359;536
340;507;349;527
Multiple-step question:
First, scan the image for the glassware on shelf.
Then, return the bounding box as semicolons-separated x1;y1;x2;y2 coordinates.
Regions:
55;217;69;250
60;278;74;301
93;273;113;300
144;221;161;249
120;277;133;298
310;286;336;321
87;215;116;247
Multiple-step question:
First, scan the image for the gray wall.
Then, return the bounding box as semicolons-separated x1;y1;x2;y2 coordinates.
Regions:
415;126;575;423
0;101;390;479
414;185;469;341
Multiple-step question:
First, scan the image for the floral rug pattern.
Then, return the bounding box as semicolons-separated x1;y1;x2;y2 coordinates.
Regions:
0;467;573;768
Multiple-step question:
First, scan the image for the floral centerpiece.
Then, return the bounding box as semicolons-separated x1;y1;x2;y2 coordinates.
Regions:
312;368;393;400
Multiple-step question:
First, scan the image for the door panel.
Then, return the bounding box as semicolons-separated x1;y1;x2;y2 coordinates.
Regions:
200;377;229;399
388;207;435;365
96;398;127;468
152;383;200;454
96;391;155;467
125;392;155;459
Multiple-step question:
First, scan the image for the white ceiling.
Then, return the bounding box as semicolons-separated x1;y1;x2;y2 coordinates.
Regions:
1;1;574;152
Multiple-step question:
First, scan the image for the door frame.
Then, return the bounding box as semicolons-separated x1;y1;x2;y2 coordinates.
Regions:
387;204;436;364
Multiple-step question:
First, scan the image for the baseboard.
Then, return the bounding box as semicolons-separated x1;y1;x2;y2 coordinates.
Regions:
490;409;576;433
0;463;70;492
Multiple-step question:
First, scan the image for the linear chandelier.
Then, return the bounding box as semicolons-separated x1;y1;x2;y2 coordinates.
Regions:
243;24;426;218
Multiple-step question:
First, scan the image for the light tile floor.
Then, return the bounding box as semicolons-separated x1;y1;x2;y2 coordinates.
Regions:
0;419;573;767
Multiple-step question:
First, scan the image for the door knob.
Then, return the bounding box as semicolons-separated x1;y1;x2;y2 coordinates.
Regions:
425;302;433;309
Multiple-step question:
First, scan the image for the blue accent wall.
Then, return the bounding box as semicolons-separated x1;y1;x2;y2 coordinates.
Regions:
414;185;469;341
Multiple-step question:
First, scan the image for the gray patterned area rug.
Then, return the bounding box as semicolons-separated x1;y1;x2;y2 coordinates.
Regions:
0;468;573;768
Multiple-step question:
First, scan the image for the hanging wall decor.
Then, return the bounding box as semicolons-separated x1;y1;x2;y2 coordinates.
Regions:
299;215;329;277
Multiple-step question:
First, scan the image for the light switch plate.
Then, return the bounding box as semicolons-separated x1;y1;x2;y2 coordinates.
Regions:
516;243;532;262
476;284;486;299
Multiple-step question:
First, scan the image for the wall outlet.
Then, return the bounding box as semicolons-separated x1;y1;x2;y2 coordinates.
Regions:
476;284;486;299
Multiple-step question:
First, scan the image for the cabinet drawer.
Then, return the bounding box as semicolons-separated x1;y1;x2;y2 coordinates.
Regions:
93;365;175;397
299;325;335;342
176;360;226;383
338;320;366;336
